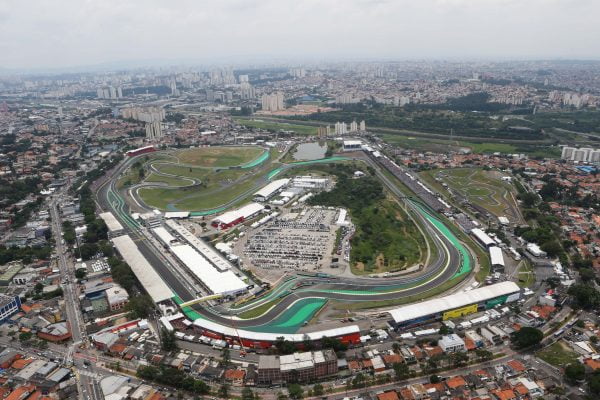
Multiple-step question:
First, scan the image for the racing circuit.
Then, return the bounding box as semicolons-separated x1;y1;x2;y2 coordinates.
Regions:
94;144;479;342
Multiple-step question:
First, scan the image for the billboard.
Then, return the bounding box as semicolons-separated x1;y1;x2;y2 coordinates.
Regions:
442;303;478;320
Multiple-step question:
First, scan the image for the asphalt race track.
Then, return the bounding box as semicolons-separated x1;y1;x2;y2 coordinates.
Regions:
94;148;474;332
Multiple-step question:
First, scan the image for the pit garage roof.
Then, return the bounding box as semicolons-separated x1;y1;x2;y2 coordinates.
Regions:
193;317;360;343
99;212;124;232
166;219;233;272
169;244;247;296
110;235;172;303
164;211;190;219
489;246;505;267
389;281;520;324
254;179;289;199
152;227;176;246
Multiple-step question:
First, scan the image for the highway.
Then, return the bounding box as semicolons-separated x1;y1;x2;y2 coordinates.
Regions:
92;148;473;331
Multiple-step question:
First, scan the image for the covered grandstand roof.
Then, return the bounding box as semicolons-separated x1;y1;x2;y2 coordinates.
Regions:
212;202;264;226
110;235;172;303
164;211;190;219
389;281;520;324
253;179;289;200
193;317;360;343
489;246;505;267
471;228;495;247
169;244;247;296
99;212;124;233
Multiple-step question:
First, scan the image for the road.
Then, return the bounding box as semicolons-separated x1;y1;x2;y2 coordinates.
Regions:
50;194;105;400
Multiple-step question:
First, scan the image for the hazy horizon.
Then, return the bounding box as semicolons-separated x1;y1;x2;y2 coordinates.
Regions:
2;0;599;71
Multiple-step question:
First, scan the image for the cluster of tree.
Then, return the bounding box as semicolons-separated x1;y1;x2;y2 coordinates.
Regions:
0;245;52;265
164;112;185;124
287;100;538;139
106;256;136;293
136;365;210;395
274;335;348;355
510;327;544;349
126;295;155;319
0;177;42;208
307;164;422;270
568;284;600;310
160;327;178;351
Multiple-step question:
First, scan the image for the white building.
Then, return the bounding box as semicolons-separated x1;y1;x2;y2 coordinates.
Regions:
438;334;466;353
335;121;348;135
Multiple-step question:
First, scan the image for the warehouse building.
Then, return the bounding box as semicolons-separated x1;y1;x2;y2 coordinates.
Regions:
253;179;290;202
389;281;521;329
471;228;496;248
0;294;21;322
489;246;505;273
110;235;173;304
257;350;337;385
211;202;265;229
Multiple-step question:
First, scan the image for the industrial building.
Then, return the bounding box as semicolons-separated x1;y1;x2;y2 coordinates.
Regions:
389;281;521;329
471;228;496;248
489;246;505;272
0;294;21;322
438;334;466;353
191;317;361;350
257;350;337;385
253;179;290;202
110;235;173;304
211;202;265;229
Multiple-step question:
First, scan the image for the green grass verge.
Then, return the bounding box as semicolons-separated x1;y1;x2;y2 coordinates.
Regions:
238;297;284;319
516;260;535;288
177;146;264;167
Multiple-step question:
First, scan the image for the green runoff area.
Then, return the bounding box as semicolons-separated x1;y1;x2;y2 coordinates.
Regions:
419;168;523;224
233;117;317;136
130;146;277;211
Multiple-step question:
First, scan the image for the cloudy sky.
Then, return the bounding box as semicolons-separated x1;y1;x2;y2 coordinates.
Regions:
1;0;598;70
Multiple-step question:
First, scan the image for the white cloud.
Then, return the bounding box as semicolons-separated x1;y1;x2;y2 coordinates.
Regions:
0;0;598;69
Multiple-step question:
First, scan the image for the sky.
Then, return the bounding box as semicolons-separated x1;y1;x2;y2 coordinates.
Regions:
1;0;599;70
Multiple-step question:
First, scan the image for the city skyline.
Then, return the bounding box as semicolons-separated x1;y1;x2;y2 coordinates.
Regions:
1;0;600;71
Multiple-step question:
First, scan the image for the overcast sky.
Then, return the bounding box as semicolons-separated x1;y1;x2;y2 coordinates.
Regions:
1;0;599;70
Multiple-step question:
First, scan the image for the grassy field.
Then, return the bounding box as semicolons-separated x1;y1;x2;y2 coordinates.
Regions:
420;168;523;223
144;172;191;187
516;260;535;288
379;133;561;158
234;117;317;136
536;341;580;368
177;146;263;167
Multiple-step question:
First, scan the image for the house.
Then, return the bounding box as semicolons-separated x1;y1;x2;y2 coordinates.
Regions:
224;369;246;386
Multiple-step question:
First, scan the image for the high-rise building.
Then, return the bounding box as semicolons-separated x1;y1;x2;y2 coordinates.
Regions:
145;121;163;140
261;92;285;112
240;82;255;99
350;120;358;132
561;146;575;160
334;121;347;135
359;120;366;132
317;126;327;138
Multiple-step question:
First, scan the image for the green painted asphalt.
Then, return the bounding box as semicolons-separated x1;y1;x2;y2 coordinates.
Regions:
244;298;328;334
241;149;270;169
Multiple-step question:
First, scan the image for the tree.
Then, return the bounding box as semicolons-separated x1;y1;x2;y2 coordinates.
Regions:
312;383;324;397
588;370;600;395
450;351;469;367
161;328;178;351
241;387;255;400
568;284;600;310
126;295;155;319
565;363;585;383
75;268;87;279
221;347;231;367
287;384;303;399
19;331;33;342
430;375;441;384
393;362;410;381
511;327;543;349
275;336;296;355
218;383;229;398
475;349;493;361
